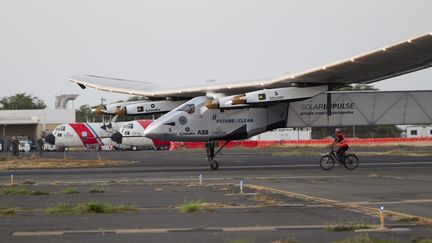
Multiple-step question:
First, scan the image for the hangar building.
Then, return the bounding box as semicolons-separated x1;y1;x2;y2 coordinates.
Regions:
0;94;77;149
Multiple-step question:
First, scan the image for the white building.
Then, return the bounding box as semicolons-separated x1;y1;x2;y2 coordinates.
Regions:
250;127;312;141
0;109;75;140
406;125;432;138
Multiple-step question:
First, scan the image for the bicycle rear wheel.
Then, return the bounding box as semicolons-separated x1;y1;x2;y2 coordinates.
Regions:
320;155;335;170
344;154;359;170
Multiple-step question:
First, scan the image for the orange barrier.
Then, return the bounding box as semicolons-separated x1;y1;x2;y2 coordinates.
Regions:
170;137;432;150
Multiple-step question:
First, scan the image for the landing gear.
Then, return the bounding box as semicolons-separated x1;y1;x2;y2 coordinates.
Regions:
205;140;230;171
210;160;219;170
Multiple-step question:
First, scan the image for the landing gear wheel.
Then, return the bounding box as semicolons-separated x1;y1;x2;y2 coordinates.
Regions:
210;160;219;171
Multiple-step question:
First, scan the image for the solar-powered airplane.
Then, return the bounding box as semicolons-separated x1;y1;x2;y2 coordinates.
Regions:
70;33;432;170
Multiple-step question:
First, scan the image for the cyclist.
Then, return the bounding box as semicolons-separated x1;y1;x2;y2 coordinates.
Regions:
331;128;349;159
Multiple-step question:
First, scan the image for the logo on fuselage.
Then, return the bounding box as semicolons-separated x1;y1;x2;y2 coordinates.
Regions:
214;118;254;124
197;130;209;135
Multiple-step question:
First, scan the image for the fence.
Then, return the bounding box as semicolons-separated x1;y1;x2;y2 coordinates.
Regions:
170;137;432;150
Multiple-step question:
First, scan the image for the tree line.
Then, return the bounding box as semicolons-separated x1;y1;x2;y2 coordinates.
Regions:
0;93;46;110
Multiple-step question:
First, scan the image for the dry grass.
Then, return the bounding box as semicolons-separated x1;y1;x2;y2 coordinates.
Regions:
46;202;137;215
397;216;420;223
60;188;80;194
1;188;50;196
333;233;397;243
89;188;105;193
325;220;370;232
0;156;132;170
411;236;432;243
228;239;254;243
357;150;432;157
272;151;321;157
0;207;16;217
252;193;283;206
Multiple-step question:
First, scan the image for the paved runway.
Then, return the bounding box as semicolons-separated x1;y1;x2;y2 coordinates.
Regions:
0;148;431;242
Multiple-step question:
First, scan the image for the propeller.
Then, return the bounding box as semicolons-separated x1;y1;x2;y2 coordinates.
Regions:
114;100;127;116
92;104;107;115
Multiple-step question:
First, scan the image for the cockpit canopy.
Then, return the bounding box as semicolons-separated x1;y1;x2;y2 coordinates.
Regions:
176;103;195;114
55;125;66;131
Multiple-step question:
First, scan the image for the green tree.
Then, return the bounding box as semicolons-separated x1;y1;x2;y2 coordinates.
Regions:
127;96;147;101
338;83;378;91
0;93;46;109
75;105;99;122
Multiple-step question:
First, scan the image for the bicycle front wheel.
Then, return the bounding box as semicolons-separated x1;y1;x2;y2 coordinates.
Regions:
344;154;359;170
320;155;335;171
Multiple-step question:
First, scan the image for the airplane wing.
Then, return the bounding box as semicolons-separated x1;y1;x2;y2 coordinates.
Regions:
70;33;432;99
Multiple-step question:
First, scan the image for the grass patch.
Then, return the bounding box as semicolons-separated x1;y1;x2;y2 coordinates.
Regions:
0;207;16;217
1;188;49;196
31;190;50;196
252;193;282;206
179;200;202;213
22;180;36;185
60;187;80;194
411;236;432;243
272;239;300;243
1;188;31;195
228;239;254;243
46;201;137;215
272;151;321;157
325;221;370;232
333;233;397;243
0;157;131;170
0;157;9;162
397;216;420;223
357;149;432;157
89;188;105;193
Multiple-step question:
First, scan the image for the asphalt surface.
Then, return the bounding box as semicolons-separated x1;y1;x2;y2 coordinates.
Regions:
0;148;432;242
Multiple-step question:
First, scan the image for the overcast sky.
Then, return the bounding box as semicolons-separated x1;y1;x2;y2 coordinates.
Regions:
1;0;431;108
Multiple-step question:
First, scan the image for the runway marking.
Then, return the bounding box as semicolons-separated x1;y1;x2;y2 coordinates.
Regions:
0;172;418;187
0;175;369;186
225;193;259;196
13;224;416;236
246;184;432;225
3;160;432;177
337;199;432;205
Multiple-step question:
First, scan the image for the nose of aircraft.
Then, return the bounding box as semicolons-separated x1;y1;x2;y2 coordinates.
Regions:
144;122;161;139
111;132;123;144
45;134;55;145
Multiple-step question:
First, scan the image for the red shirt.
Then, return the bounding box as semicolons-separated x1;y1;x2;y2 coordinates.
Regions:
335;133;348;147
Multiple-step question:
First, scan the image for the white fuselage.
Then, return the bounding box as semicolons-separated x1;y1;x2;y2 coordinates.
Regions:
50;122;124;147
117;120;171;149
144;96;288;142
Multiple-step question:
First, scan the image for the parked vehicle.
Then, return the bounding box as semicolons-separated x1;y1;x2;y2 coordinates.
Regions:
19;141;31;152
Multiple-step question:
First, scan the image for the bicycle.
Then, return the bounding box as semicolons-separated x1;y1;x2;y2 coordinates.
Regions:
319;146;359;170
